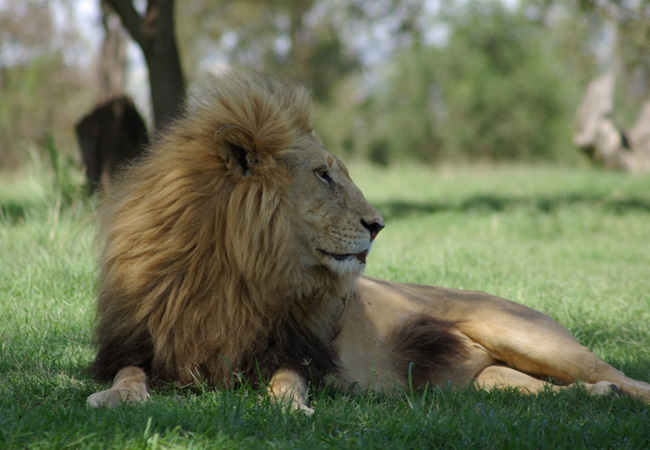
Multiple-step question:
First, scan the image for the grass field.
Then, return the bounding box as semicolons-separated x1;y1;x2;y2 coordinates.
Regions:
1;162;649;449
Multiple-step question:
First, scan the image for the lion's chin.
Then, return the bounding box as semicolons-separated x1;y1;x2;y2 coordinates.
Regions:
318;248;369;277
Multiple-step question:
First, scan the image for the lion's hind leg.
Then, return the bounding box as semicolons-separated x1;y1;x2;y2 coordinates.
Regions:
87;366;150;408
485;338;650;401
461;296;650;402
474;365;620;397
595;366;650;401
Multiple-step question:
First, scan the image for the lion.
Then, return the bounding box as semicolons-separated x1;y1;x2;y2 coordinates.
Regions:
87;72;650;412
87;71;384;413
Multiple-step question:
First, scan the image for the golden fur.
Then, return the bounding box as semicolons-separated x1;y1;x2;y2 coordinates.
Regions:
88;71;384;411
334;278;650;401
88;72;650;411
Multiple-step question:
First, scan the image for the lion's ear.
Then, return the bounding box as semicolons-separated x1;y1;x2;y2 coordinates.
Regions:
214;125;258;177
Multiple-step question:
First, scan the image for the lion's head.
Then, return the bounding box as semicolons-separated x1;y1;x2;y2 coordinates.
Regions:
263;133;384;276
90;71;383;388
212;121;384;287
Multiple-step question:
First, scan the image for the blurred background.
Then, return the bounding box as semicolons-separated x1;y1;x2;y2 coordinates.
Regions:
1;0;649;178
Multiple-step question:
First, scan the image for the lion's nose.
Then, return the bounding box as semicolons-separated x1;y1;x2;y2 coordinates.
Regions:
361;218;385;241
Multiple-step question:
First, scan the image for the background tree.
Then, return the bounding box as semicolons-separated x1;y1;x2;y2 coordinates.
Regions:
175;0;362;102
0;0;91;167
96;1;128;102
3;0;650;169
525;0;650;123
104;0;185;128
315;1;581;165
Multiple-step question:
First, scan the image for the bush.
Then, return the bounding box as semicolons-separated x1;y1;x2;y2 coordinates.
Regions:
316;1;582;165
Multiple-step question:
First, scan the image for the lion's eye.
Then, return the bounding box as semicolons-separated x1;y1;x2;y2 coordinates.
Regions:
315;169;333;185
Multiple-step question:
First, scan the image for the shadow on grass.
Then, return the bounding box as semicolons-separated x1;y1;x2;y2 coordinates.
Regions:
0;199;31;223
374;193;650;221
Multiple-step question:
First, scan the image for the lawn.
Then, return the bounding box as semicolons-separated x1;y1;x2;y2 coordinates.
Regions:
1;162;649;449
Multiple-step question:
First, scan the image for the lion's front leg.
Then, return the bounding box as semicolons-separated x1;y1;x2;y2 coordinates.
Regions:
87;366;150;407
268;368;314;414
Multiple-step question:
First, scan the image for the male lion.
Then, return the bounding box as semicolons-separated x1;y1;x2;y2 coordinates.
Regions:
88;72;650;412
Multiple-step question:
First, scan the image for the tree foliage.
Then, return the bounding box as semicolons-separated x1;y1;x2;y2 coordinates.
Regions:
0;0;92;167
435;2;577;161
176;0;362;102
3;0;650;167
318;1;582;164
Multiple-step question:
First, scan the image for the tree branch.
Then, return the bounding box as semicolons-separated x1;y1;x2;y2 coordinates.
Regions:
103;0;144;47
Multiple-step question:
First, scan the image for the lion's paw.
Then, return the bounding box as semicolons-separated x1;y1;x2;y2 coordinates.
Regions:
586;380;621;397
87;387;149;408
293;401;315;416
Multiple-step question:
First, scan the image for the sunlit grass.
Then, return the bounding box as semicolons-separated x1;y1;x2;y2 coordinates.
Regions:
1;163;649;449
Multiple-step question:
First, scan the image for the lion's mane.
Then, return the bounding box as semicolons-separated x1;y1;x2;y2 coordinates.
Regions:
89;72;342;388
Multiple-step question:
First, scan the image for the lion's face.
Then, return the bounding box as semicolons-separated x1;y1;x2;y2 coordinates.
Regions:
280;137;384;277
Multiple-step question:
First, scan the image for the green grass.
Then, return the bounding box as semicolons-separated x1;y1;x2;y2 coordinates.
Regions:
1;163;649;449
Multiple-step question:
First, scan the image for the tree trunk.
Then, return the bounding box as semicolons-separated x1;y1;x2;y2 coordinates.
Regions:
104;0;185;129
98;1;128;102
574;73;650;172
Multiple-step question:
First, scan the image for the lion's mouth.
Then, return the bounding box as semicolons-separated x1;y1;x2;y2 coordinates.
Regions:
319;249;369;264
